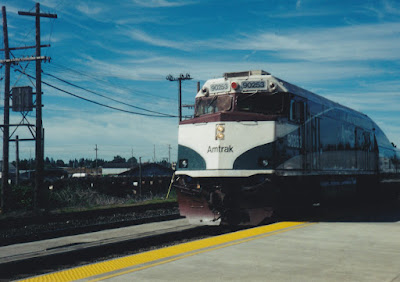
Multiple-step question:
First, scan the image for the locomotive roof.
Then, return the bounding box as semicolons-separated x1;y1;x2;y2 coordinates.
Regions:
198;70;368;119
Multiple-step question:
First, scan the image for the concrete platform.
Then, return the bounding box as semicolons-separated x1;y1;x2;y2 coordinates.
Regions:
21;220;400;282
129;222;399;282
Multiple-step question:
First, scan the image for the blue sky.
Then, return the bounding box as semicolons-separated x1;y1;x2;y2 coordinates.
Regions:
1;0;400;163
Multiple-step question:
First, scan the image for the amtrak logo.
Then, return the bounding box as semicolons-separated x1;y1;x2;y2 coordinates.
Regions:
207;145;234;153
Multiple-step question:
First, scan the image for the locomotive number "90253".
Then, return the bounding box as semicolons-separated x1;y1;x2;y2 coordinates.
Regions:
242;81;265;89
210;83;229;92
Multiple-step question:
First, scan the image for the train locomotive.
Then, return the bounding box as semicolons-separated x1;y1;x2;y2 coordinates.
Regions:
174;70;400;226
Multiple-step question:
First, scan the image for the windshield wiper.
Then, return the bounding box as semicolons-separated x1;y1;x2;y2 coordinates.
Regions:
208;95;218;106
237;92;258;102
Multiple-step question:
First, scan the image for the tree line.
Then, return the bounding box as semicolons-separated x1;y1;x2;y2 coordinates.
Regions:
13;155;139;170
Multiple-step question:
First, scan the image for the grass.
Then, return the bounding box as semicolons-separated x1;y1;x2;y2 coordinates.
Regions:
0;179;178;218
51;196;177;214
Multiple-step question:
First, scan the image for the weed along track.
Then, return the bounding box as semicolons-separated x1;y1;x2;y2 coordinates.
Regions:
0;201;180;246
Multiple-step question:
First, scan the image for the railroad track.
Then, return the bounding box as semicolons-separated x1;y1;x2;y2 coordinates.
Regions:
0;201;180;246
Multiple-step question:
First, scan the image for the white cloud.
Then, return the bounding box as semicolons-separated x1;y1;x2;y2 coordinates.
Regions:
323;92;400;113
364;0;400;18
76;3;103;16
171;60;378;84
296;0;301;9
36;0;59;9
132;0;195;8
127;29;191;51
122;22;400;62
115;15;166;25
382;0;400;15
3;4;19;14
224;22;400;62
72;51;384;87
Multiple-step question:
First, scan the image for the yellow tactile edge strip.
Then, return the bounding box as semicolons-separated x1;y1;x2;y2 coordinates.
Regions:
19;221;315;282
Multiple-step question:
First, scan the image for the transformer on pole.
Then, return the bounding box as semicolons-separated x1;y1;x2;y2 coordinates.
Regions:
12;86;33;112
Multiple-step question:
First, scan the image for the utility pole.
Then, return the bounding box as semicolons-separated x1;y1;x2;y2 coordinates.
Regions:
131;148;134;168
2;5;55;212
153;145;156;163
95;144;98;176
168;144;171;166
139;157;142;197
1;6;10;213
166;73;192;122
15;136;19;186
18;3;57;211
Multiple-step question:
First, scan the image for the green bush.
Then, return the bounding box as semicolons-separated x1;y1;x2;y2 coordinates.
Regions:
1;177;175;213
47;185;133;210
9;185;33;210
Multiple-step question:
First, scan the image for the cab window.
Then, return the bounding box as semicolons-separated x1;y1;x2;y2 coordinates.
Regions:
195;95;232;116
236;93;284;115
290;100;304;123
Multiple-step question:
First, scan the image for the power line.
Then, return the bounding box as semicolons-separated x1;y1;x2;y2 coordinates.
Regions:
166;73;193;121
45;17;56;57
14;68;178;118
6;53;195;114
48;62;193;104
42;71;175;117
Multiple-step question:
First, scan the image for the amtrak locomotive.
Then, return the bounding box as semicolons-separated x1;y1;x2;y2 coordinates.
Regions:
174;70;400;225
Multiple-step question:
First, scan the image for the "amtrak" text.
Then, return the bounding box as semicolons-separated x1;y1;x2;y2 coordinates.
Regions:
207;145;234;153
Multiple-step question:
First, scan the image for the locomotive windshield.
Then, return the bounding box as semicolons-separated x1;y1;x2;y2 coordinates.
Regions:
195;95;233;116
237;93;284;115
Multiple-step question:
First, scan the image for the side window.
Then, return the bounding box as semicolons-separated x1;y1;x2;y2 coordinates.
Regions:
363;132;371;152
290;100;296;121
355;128;365;150
371;133;376;152
299;101;305;122
290;100;305;123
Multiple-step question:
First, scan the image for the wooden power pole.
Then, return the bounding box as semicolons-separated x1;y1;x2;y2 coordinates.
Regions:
1;6;11;213
168;144;171;166
95;144;98;176
15;136;19;186
18;3;57;211
166;73;193;122
1;4;56;213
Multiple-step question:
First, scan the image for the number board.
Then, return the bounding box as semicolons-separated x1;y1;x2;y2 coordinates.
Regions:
210;82;229;92
241;80;266;90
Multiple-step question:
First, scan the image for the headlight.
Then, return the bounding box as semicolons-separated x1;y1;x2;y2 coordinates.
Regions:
258;158;269;167
179;159;188;168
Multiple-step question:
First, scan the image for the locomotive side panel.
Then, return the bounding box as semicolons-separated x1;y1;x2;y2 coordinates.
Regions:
274;100;379;174
317;111;377;173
